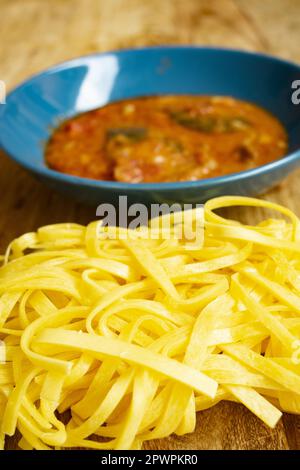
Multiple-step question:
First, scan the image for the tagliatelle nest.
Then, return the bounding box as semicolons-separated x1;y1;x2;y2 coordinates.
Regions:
1;196;300;450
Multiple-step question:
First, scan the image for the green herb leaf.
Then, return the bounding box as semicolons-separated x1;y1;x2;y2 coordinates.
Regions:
107;127;147;141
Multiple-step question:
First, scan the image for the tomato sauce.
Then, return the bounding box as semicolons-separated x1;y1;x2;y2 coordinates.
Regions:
45;96;288;183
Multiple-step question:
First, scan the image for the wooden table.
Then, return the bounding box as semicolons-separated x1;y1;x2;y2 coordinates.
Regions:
1;0;300;450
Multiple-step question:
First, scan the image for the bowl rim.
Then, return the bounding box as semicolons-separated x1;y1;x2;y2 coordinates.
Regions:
1;45;300;192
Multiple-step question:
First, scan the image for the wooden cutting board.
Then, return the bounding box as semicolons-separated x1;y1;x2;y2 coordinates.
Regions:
1;0;300;450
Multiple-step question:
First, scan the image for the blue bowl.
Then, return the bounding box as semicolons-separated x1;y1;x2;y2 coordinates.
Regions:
1;46;300;206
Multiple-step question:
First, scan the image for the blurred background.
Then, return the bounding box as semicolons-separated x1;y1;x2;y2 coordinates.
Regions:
1;0;300;90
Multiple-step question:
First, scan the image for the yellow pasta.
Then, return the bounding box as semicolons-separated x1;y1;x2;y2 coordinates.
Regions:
1;195;300;450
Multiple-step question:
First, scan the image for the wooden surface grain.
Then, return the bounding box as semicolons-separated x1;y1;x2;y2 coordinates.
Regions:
1;0;300;450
